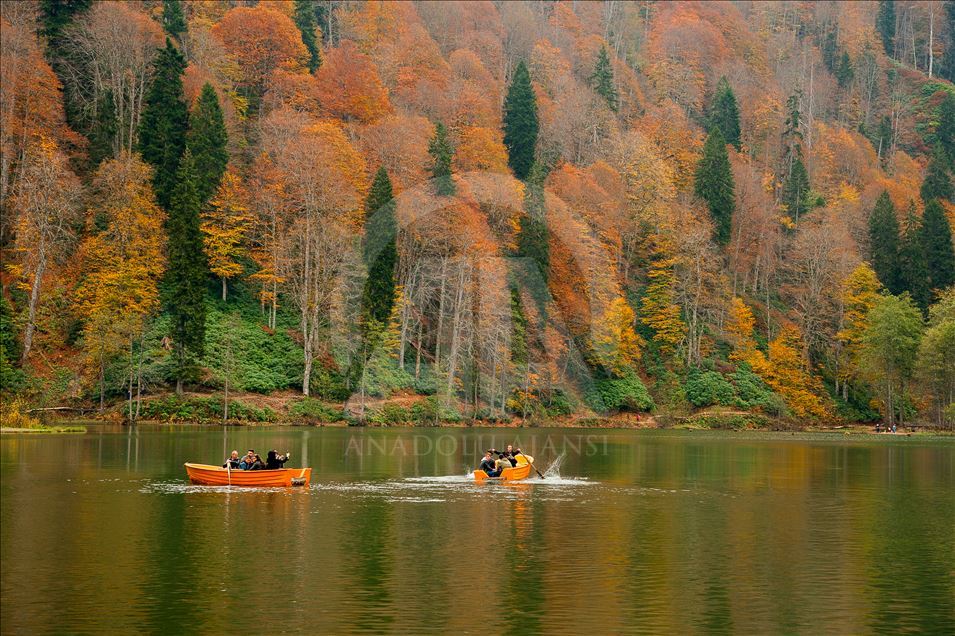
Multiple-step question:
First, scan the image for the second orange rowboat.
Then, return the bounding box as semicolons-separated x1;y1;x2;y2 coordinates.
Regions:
184;463;312;487
473;454;535;482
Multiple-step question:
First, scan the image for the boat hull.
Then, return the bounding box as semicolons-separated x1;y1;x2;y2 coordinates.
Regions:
474;455;534;482
184;463;312;487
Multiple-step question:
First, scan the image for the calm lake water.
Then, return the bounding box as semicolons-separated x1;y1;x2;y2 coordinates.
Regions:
1;426;953;635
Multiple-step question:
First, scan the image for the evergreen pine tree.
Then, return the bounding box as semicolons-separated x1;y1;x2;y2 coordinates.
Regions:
428;122;454;196
934;92;955;169
138;39;188;210
503;61;539;180
921;199;955;291
822;30;838;72
186;83;229;208
361;167;398;327
590;46;618;112
166;150;208;393
709;77;741;151
518;162;551;289
898;205;931;309
694;128;735;245
876;0;896;57
939;1;955;82
782;154;812;222
873;115;892;158
39;0;92;50
87;90;117;167
835;51;854;88
920;146;953;203
294;0;323;72
868;191;903;294
162;0;186;40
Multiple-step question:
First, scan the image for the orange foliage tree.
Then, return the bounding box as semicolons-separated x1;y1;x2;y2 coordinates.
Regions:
211;5;308;99
314;40;392;123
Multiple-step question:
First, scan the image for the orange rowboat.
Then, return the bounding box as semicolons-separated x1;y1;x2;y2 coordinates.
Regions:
473;454;535;482
184;463;312;487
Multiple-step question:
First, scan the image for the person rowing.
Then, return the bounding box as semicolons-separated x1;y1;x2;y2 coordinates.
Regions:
223;450;241;469
499;444;522;467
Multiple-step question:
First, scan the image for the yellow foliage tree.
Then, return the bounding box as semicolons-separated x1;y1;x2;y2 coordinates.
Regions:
640;237;686;359
203;170;252;301
726;296;757;362
751;326;832;420
76;154;166;411
591;297;644;376
835;263;882;394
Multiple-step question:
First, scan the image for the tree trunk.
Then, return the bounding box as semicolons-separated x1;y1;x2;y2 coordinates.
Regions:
222;277;228;302
135;332;144;420
21;250;46;362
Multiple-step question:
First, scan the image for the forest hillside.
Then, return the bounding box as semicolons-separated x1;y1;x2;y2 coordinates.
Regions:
1;0;954;428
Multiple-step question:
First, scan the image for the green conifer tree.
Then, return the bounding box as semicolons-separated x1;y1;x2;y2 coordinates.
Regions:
166;150;208;393
898;205;931;309
920;146;954;203
782;154;812;222
361;167;398;327
868;191;903;294
935;92;955;169
429;122;455;196
503;61;539;180
186;83;229;207
694;128;735;245
87;90;117;167
921;199;955;292
294;0;323;72
138;39;188;210
821;30;838;72
877;0;896;57
939;2;955;82
590;46;618;112
709;77;741;151
518;162;551;290
162;0;186;40
835;51;854;88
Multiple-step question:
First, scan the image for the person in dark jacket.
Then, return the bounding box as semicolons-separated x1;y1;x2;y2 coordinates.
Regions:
479;450;502;477
239;449;256;470
248;454;265;470
500;445;522;467
266;450;291;470
223;450;241;469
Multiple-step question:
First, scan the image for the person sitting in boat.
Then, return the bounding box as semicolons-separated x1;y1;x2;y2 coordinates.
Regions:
480;450;502;477
266;450;291;470
223;450;241;469
248;454;266;470
501;445;522;467
239;449;256;470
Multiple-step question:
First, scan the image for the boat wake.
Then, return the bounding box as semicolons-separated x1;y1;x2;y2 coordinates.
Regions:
140;481;307;495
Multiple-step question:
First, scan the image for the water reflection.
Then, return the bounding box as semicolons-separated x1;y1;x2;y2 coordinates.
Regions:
1;427;953;634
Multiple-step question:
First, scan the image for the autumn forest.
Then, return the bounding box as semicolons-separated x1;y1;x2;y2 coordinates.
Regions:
1;0;954;429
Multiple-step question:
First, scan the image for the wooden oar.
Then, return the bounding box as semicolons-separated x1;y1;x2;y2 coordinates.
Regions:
519;453;545;479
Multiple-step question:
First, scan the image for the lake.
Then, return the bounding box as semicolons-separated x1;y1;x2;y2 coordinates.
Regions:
1;426;953;634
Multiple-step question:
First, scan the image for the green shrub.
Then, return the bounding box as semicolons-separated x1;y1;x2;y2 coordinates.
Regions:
585;372;654;413
309;365;351;401
366;403;412;425
410;396;461;425
685;412;771;430
729;365;787;415
288;398;345;423
362;350;413;398
684;369;735;407
140;396;276;422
